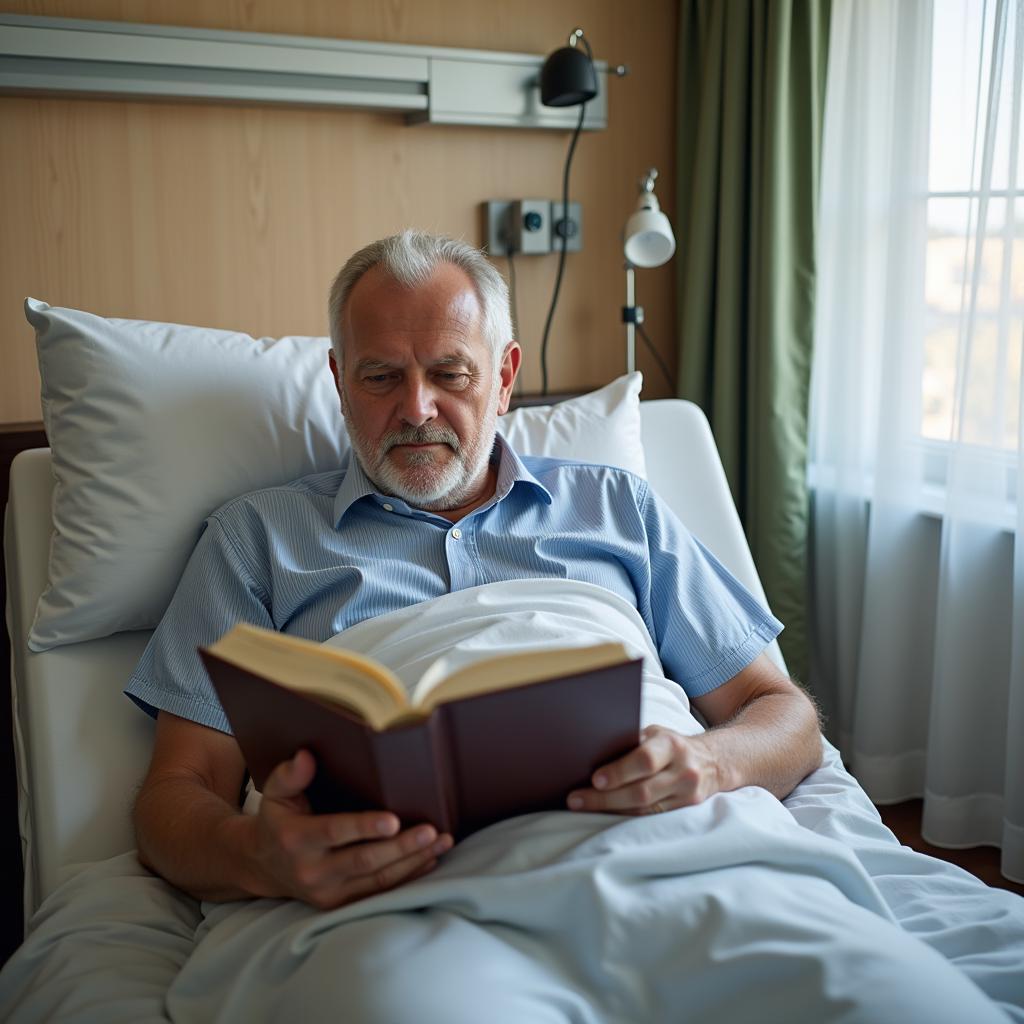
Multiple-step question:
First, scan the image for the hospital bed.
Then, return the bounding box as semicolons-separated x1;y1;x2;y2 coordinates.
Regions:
5;396;781;917
3;313;1023;1020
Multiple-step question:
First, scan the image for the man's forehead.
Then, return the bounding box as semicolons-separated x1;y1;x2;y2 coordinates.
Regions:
342;264;489;365
347;265;481;330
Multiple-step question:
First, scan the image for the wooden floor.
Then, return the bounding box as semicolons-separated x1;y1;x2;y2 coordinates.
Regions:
877;799;1024;897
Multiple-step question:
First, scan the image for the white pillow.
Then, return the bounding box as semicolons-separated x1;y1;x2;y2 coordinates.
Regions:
25;297;645;651
26;299;347;652
497;371;646;477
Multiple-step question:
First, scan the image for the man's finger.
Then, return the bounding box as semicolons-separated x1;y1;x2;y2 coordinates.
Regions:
590;730;675;791
262;749;317;801
333;826;451;878
568;768;678;814
335;833;452;903
271;804;407;859
327;810;403;845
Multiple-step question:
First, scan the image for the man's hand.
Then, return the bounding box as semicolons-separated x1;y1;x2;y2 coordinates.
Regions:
250;749;453;910
566;653;822;815
566;725;718;814
134;713;452;909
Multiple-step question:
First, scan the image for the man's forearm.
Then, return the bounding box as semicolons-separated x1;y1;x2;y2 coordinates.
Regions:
135;776;268;902
699;689;822;800
567;657;822;814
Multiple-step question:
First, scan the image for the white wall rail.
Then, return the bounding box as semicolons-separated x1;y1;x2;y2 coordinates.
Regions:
0;15;608;131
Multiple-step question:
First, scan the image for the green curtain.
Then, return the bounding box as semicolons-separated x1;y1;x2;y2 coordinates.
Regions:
675;0;830;685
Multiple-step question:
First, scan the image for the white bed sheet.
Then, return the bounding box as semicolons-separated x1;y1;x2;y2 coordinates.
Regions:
3;779;1022;1022
1;581;1022;1022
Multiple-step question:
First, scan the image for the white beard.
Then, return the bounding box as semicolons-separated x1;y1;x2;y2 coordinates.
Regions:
343;384;500;511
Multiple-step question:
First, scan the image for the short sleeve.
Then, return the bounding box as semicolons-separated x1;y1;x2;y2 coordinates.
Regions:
123;514;273;732
639;484;784;697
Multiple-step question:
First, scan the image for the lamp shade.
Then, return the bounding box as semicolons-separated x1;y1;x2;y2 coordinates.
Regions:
540;44;598;107
624;208;676;267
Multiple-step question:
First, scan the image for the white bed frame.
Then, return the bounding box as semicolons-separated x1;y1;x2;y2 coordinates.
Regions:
5;399;784;924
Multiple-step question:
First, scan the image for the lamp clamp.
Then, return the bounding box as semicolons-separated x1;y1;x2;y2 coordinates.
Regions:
639;168;659;194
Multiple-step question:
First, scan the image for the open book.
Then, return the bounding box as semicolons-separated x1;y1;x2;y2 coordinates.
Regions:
200;623;642;837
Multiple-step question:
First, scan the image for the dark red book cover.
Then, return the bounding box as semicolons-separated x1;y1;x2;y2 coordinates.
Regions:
200;649;642;838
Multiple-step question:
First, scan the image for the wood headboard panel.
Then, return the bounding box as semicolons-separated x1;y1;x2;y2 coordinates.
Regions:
0;0;678;426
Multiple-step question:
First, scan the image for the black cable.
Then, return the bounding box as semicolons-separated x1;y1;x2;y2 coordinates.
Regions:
539;101;586;396
506;247;523;396
636;321;675;391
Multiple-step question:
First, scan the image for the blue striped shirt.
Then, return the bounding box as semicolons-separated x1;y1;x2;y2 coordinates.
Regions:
125;437;782;732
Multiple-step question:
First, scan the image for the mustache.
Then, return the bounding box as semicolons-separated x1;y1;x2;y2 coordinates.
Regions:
382;425;460;452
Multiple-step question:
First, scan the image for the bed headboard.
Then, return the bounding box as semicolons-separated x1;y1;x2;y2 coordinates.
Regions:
5;398;783;918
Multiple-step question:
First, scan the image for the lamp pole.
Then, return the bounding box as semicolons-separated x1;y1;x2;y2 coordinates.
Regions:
622;263;643;375
622;167;672;379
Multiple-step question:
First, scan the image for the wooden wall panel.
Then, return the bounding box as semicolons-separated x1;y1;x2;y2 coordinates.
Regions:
0;0;678;423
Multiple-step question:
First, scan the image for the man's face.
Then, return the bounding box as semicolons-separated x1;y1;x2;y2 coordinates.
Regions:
332;263;519;515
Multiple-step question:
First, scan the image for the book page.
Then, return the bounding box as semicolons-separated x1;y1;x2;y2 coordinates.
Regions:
411;642;629;711
207;624;409;729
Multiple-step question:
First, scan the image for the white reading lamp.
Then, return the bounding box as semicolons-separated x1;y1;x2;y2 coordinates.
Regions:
622;168;676;375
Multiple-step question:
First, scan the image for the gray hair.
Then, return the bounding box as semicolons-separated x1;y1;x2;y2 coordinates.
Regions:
327;230;512;369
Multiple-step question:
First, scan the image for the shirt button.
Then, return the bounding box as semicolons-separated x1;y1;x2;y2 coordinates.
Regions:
451;528;463;539
382;503;394;512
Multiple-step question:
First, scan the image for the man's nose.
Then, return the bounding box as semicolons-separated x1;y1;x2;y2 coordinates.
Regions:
396;378;437;427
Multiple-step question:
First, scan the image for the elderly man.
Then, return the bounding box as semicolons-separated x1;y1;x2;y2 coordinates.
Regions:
0;230;989;1024
129;230;822;911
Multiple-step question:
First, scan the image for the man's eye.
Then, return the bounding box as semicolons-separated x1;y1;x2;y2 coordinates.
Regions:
363;374;393;384
437;371;469;384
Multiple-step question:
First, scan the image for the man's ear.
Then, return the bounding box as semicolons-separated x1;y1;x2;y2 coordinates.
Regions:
496;342;522;416
328;350;344;403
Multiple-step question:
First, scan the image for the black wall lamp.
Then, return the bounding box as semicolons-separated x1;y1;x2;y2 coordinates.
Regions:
540;28;598;107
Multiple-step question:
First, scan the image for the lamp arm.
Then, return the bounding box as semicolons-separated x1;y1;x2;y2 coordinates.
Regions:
568;28;593;58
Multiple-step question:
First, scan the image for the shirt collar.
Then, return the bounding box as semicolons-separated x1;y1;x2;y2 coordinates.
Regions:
332;433;552;527
491;433;552;506
332;450;381;526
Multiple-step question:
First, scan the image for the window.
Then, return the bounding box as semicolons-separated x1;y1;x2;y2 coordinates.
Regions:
922;0;1022;453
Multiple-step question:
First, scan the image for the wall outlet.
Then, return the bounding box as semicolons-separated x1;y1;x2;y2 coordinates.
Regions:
485;199;552;256
550;201;583;253
511;199;552;254
484;199;584;256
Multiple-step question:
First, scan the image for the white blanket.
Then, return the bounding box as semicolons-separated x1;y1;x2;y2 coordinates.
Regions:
2;581;1023;1023
321;577;703;735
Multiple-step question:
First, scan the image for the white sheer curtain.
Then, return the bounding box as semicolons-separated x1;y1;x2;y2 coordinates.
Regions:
809;0;1023;882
